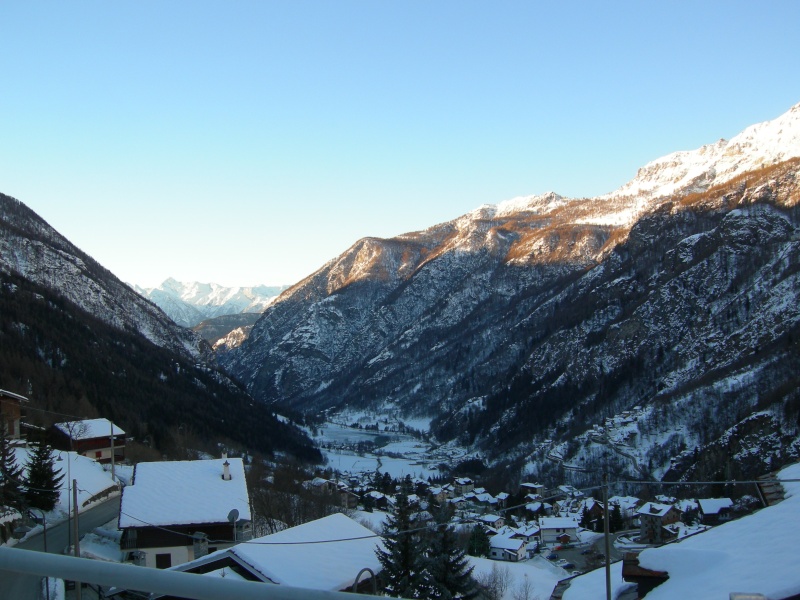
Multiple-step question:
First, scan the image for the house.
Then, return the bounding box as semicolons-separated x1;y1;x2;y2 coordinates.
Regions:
0;388;27;440
478;514;505;530
636;502;682;544
52;418;125;464
576;498;605;531
489;532;527;562
119;456;251;569
697;497;734;525
520;482;545;497
539;516;579;545
454;477;475;496
618;462;800;600
111;514;383;598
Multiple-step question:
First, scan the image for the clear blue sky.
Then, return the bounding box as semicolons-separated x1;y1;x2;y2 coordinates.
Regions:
2;1;799;288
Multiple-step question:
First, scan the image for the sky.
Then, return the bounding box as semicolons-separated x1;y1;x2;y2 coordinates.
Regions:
2;2;800;288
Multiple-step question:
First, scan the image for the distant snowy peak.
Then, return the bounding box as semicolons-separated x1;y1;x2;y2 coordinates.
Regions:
475;101;800;227
473;192;567;219
606;101;800;202
136;279;287;327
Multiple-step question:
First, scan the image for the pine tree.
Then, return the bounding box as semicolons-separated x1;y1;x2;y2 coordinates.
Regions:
426;523;477;599
376;493;431;598
0;426;25;510
467;525;490;557
609;503;624;533
24;436;64;511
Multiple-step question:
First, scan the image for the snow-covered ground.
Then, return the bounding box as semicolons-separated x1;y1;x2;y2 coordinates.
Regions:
564;461;800;599
314;409;471;479
10;446;119;537
468;555;567;600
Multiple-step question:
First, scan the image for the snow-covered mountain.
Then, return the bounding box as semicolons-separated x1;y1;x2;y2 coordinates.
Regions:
222;101;800;484
134;278;285;328
0;195;207;360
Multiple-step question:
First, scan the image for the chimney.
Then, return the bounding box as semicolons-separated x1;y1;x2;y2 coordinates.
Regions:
222;459;231;481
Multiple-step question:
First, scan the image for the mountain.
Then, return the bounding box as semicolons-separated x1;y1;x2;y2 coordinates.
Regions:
134;279;285;328
0;197;207;360
221;102;800;483
0;194;319;461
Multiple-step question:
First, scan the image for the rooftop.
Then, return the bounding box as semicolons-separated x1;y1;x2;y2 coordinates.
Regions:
119;458;250;528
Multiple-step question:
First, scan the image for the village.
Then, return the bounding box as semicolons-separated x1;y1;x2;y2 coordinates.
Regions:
5;388;796;600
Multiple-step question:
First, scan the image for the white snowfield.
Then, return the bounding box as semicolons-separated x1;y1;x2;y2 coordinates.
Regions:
564;461;800;599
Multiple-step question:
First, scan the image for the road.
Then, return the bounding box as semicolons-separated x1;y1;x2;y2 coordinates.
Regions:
0;496;121;600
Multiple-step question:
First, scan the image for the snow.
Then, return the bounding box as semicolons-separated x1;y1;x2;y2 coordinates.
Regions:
119;458;250;528
351;509;391;533
565;461;800;599
468;555;566;600
180;513;383;591
13;448;119;518
54;418;124;440
697;497;733;515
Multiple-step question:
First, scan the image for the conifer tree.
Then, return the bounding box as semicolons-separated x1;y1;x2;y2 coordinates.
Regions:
426;523;477;599
376;493;432;598
24;436;64;511
609;503;624;533
467;525;490;557
0;426;25;510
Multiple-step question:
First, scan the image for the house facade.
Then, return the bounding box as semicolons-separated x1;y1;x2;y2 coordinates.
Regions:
52;418;125;464
539;517;579;544
119;456;251;569
0;388;27;440
636;502;682;544
110;514;384;598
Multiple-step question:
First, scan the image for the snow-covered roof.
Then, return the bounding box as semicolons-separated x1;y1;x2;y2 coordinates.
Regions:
636;502;675;518
174;513;383;592
633;462;800;600
539;517;579;530
0;388;28;402
697;497;733;515
119;458;250;528
54;418;124;440
490;533;525;551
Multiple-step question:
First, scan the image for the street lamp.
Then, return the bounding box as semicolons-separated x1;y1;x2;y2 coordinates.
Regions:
56;452;71;550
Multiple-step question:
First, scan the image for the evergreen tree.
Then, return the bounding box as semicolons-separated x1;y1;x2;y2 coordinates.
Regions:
609;503;624;533
376;493;431;598
579;506;590;528
426;523;477;599
0;426;24;510
24;436;64;511
467;525;490;557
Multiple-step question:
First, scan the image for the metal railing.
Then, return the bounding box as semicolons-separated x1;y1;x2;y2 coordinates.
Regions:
0;547;390;600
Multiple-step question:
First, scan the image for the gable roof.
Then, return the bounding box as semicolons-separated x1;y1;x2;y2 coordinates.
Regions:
540;517;579;530
636;502;675;518
119;458;250;528
54;418;124;440
697;498;733;515
173;513;383;592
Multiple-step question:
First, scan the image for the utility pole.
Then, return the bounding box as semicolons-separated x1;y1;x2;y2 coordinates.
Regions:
73;479;82;600
110;420;116;484
603;471;611;600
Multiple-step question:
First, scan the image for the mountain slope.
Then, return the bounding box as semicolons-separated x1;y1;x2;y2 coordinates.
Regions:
0;193;319;461
222;102;800;482
0;195;206;360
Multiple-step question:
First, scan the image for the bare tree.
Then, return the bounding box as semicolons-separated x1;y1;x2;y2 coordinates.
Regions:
476;564;511;600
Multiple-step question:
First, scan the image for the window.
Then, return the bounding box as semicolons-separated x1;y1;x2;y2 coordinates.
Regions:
156;553;172;569
95;451;102;458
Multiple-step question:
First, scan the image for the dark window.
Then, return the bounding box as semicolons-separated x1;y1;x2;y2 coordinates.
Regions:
156;553;172;569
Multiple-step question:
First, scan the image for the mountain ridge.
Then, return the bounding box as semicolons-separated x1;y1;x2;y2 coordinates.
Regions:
221;102;800;483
